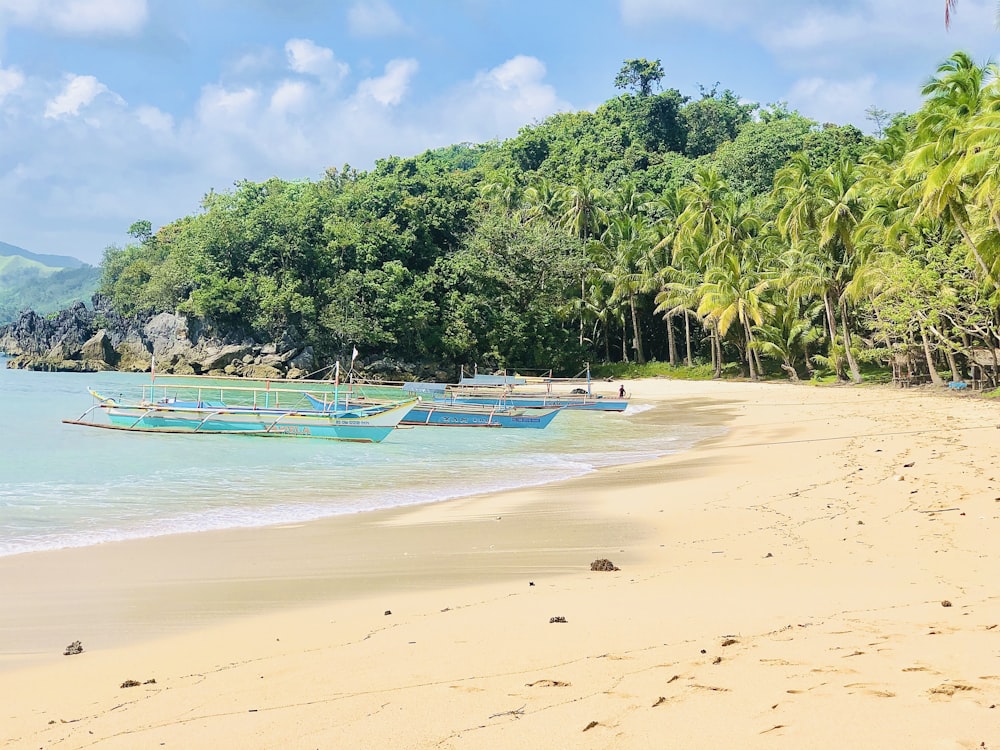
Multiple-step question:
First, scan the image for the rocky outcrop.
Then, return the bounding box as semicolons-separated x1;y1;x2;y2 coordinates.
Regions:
0;297;315;377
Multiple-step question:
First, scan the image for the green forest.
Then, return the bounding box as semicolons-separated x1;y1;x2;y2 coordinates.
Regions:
98;53;1000;383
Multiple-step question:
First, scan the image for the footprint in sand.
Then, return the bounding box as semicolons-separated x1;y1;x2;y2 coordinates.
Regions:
526;679;571;688
928;682;978;699
842;683;895;698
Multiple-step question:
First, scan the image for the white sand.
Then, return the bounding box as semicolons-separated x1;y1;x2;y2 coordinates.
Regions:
2;379;999;749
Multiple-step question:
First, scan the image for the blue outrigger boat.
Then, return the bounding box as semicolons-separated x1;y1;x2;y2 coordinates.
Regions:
404;402;559;428
403;371;629;412
304;392;560;429
65;383;417;443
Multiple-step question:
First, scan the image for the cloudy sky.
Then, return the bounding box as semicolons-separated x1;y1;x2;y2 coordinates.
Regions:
0;0;997;265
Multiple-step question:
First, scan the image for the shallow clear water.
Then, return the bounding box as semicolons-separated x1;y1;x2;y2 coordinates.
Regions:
0;357;723;557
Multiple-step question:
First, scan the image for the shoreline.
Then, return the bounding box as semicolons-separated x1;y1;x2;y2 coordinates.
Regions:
3;378;999;749
0;381;705;561
0;382;733;661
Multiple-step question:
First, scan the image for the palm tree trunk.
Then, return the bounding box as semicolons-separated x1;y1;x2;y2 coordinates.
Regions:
950;200;994;281
709;324;717;376
943;344;960;382
920;328;945;386
630;296;645;364
839;298;863;383
712;324;723;378
684;311;693;367
745;327;757;380
666;311;677;366
823;292;838;342
824;291;845;380
782;358;800;381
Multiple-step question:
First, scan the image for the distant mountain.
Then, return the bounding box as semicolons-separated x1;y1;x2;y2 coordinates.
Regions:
0;241;100;325
0;240;86;269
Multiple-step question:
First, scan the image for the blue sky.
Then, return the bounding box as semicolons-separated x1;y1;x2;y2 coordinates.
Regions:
1;0;998;265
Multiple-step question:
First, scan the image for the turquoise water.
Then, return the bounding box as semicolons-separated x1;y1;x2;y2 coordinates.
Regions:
0;357;722;557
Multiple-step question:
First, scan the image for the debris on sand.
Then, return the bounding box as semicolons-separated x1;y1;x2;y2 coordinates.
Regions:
63;641;83;656
121;680;141;689
550;616;567;624
590;559;619;572
526;679;570;687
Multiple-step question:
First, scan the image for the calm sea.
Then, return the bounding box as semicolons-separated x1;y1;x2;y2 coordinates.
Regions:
0;356;723;557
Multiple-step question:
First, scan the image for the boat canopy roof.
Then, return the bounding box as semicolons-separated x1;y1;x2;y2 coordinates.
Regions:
458;375;527;386
403;382;448;394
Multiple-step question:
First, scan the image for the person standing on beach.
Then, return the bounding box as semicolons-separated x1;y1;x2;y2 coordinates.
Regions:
618;384;626;398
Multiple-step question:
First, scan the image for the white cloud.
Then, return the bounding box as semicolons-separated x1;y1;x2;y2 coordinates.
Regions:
0;50;569;265
135;105;172;132
786;74;877;127
270;79;309;114
0;63;24;100
44;74;112;118
196;84;259;126
0;0;148;36
347;0;408;37
228;49;277;77
357;58;418;106
285;38;349;83
467;55;565;122
440;55;569;143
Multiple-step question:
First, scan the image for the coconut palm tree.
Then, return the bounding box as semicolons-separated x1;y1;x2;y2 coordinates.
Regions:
558;175;608;345
590;210;657;363
775;155;866;382
696;248;774;380
523;176;561;225
906;52;997;283
480;173;525;218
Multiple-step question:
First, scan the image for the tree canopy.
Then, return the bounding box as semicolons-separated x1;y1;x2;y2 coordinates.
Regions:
614;58;665;97
97;53;1000;387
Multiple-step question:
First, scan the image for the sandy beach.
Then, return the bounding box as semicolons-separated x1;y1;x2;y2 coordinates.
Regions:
2;378;999;749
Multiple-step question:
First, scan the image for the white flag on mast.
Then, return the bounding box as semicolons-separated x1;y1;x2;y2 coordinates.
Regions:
351;346;359;362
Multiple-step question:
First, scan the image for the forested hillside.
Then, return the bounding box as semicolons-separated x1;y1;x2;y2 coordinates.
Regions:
97;54;1000;383
0;244;99;324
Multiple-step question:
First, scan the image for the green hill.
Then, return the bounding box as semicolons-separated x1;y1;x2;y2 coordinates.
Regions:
0;242;100;324
0;240;85;269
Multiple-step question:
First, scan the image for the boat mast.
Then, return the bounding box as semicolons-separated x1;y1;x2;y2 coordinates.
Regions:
334;360;340;410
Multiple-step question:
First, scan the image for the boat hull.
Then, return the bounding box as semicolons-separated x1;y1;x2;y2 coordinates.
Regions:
401;403;560;429
443;395;628;412
99;400;414;443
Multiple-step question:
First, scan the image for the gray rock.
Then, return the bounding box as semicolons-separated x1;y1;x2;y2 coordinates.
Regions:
81;329;116;365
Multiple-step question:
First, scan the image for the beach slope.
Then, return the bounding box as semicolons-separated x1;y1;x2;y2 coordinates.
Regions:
2;379;999;749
